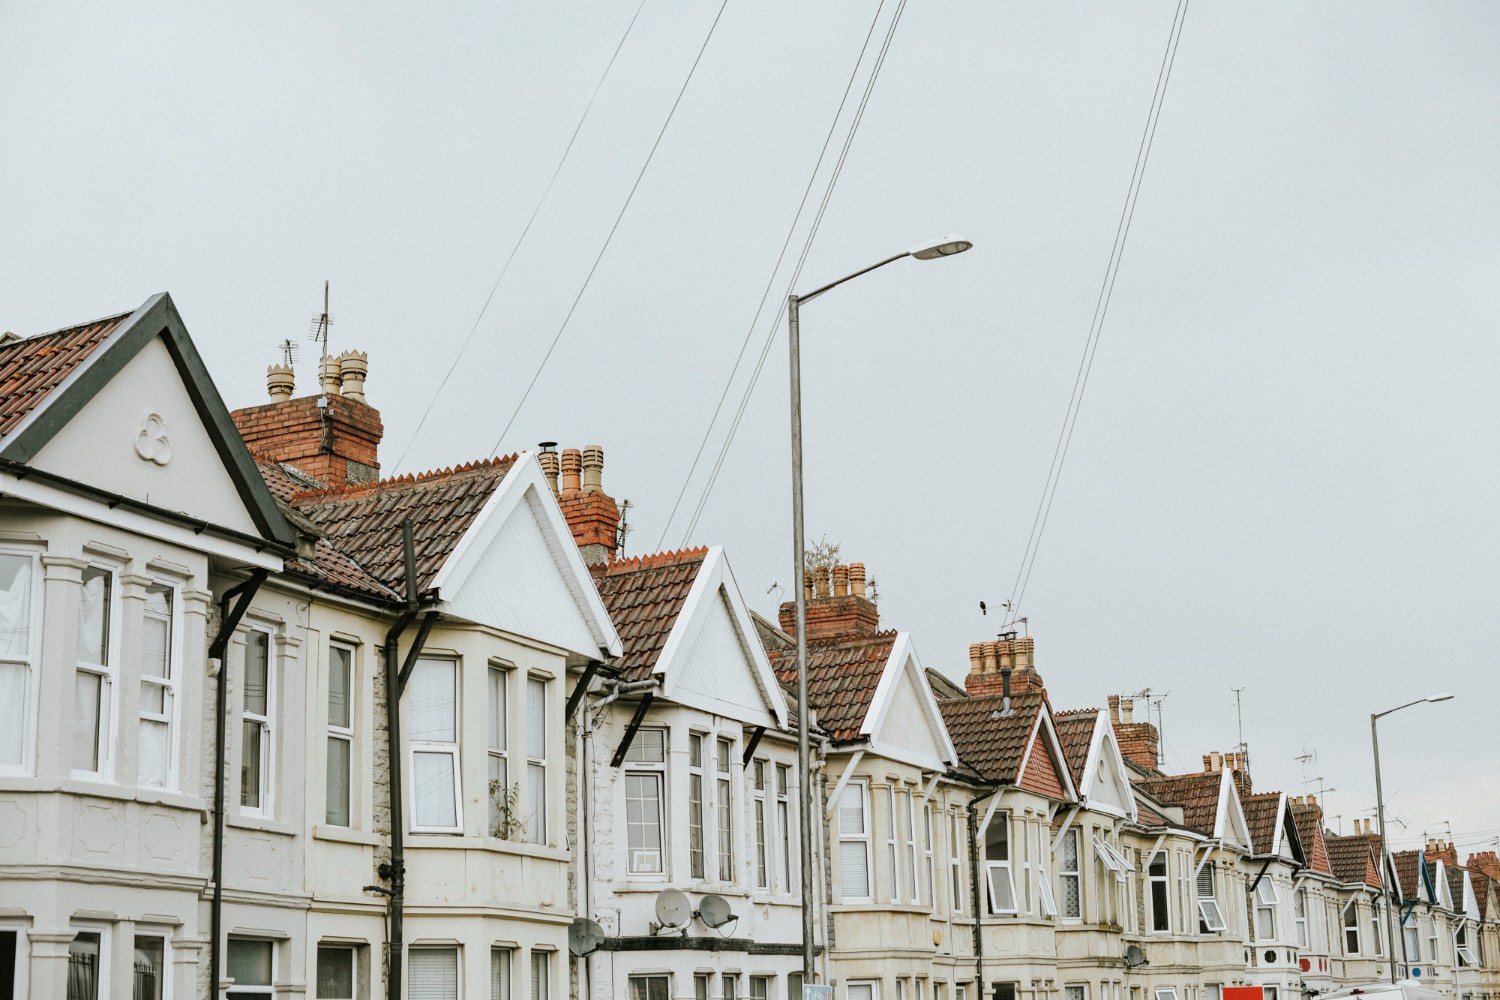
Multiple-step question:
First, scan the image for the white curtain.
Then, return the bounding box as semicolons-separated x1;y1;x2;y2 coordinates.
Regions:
409;949;458;1000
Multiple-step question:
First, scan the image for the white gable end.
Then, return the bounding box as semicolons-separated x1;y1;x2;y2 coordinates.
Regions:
438;475;611;659
879;661;947;767
862;635;956;772
655;547;786;728
669;587;777;728
1085;724;1135;819
30;336;260;537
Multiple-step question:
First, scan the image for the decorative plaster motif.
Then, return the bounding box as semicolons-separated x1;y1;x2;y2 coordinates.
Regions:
135;412;172;466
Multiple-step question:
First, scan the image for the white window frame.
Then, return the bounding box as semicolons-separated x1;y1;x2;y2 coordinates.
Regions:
1197;862;1226;933
1456;924;1477;967
1153;990;1177;1000
949;808;964;913
487;663;510;838
69;925;111;1000
1256;877;1280;940
325;642;355;827
529;950;551;1000
624;727;668;875
1404;918;1420;963
1059;828;1082;920
73;563;120;780
776;762;793;893
526;674;548;845
630;974;672;1000
922;802;936;909
898;787;918;904
1037;850;1057;917
226;935;274;999
1293;886;1309;947
847;982;879;1000
886;786;900;903
1094;838;1131;882
138;580;180;790
1426;916;1439;965
316;943;357;1000
1344;900;1361;954
715;736;734;882
1148;852;1170;932
688;733;706;879
491;947;512;1000
408;657;463;834
1370;899;1384;956
239;625;275;816
408;946;458;1000
1065;985;1088;1000
752;758;769;888
838;780;873;902
985;813;1018;915
0;548;41;777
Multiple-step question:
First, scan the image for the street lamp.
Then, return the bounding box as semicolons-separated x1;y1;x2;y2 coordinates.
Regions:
1373;692;1453;983
787;234;973;985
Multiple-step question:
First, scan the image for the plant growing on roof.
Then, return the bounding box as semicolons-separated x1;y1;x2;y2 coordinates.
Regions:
803;536;841;579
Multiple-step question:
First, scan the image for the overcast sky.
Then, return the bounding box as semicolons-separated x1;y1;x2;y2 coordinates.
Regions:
4;2;1496;853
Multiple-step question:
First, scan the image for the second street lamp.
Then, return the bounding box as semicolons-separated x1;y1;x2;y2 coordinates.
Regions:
1373;691;1453;983
787;234;973;987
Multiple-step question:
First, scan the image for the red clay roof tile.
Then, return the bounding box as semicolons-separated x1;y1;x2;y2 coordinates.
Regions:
0;311;131;438
768;631;897;743
937;690;1048;786
1326;833;1383;888
1053;708;1098;789
1133;772;1223;837
589;548;709;682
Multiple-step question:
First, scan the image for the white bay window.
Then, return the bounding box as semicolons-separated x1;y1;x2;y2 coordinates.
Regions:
240;628;274;813
838;781;872;901
0;550;37;773
325;643;354;826
624;728;667;874
74;565;117;776
138;583;177;788
409;657;461;833
526;676;548;844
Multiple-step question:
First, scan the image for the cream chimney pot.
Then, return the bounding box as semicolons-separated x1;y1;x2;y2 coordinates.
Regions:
320;354;343;394
537;451;560;496
560;448;582;495
581;445;604;493
267;364;295;402
1121;699;1134;724
338;351;369;403
849;563;866;597
1108;694;1121;724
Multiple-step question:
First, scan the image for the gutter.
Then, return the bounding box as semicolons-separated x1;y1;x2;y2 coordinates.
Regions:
207;568;269;1000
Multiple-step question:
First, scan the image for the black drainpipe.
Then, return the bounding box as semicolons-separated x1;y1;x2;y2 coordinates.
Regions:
381;521;442;1000
207;568;269;999
968;787;992;1000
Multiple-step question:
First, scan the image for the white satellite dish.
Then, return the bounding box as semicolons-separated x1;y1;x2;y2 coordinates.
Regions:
654;888;692;931
697;894;735;929
1123;944;1148;969
569;918;606;957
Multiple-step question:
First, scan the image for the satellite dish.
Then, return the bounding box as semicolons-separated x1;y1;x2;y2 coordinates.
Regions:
569;918;605;957
654;889;692;930
1123;945;1148;969
697;894;736;929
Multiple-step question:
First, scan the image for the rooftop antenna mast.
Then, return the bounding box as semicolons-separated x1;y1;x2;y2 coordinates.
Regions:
278;339;299;367
309;279;333;371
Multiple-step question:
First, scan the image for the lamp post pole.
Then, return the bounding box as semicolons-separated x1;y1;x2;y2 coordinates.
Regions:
1371;693;1454;984
787;235;973;987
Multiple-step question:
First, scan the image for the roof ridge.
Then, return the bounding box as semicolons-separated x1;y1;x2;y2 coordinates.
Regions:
7;308;135;347
1054;706;1101;717
288;453;518;503
599;545;710;574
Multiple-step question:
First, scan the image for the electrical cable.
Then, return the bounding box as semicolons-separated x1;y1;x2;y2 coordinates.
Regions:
678;0;909;545
392;0;647;474
1003;0;1191;625
487;0;730;458
653;0;890;551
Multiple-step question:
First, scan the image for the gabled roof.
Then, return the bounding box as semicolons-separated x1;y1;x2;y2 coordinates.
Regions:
1134;769;1250;847
0;293;292;552
591;547;709;682
1054;709;1097;788
1326;833;1383;889
770;630;897;742
292;457;516;595
0;310;130;437
1243;791;1306;864
1393;850;1427;902
593;546;788;728
1054;707;1138;821
1289;799;1334;877
937;690;1076;800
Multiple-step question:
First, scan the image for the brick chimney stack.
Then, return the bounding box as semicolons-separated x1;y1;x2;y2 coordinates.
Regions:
963;634;1042;697
778;560;880;640
1111;696;1161;772
1426;839;1458;869
1468;851;1500;883
552;443;621;565
233;349;384;485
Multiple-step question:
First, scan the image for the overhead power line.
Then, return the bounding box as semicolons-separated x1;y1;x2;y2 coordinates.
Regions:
677;0;910;546
1003;0;1191;626
392;0;647;475
488;0;731;459
654;0;891;551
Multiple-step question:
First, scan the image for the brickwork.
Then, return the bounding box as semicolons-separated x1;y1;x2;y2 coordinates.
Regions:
962;635;1044;697
1108;695;1160;771
231;392;384;485
1018;737;1067;799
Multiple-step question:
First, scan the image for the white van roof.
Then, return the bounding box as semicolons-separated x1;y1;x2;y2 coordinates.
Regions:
1319;983;1445;1000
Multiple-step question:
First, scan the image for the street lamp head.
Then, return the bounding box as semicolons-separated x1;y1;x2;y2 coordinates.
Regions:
910;233;973;260
1426;692;1454;703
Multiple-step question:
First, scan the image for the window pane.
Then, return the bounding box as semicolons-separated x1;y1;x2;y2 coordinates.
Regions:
142;605;170;681
241;720;263;808
530;951;548;1000
73;671;102;771
228;939;273;985
489;667;507;751
491;949;511;1000
0;661;26;766
413;751;458;828
244;632;269;716
841;841;870;898
848;985;874;1000
631;977;671;1000
527;761;547;843
0;554;32;657
527;678;546;759
625;728;665;763
625;773;664;872
839;785;865;834
316;945;355;999
68;932;101;1000
409;660;455;742
326;737;351;826
489;753;510;836
133;935;165;1000
689;772;705;878
409;948;458;1000
139;718;168;788
76;568;110;665
328;647;351;728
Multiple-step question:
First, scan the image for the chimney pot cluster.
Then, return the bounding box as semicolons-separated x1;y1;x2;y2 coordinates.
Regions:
539;442;621;564
778;559;879;639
